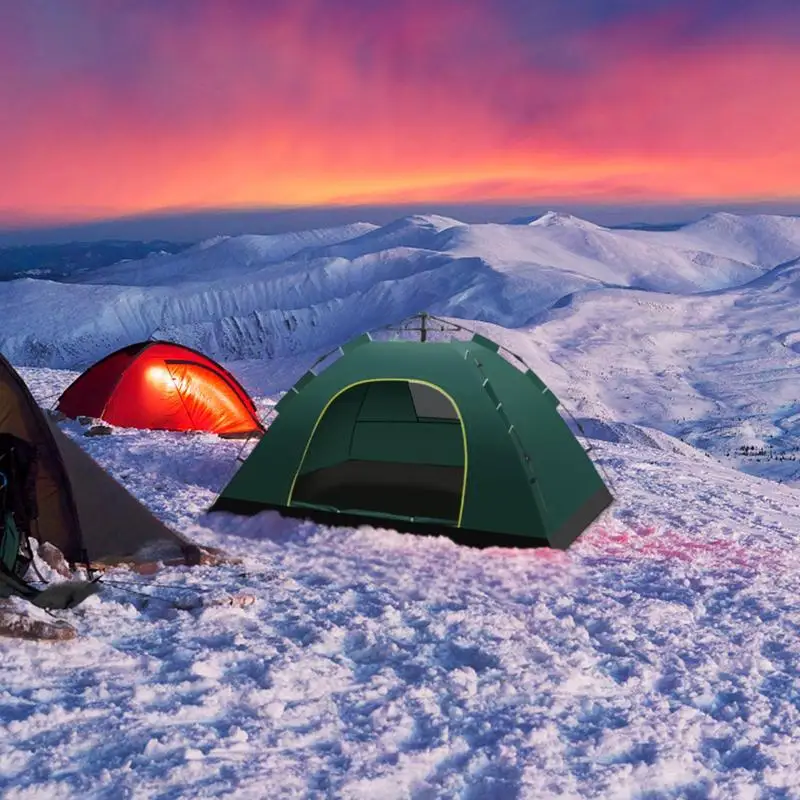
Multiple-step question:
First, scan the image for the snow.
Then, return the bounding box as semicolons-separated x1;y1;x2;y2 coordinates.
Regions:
70;223;380;287
469;258;800;486
2;392;800;798
672;213;800;267
0;210;799;797
3;210;798;370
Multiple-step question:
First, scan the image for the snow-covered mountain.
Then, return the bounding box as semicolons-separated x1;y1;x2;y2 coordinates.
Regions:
2;210;799;370
73;222;379;287
0;239;191;281
453;256;800;486
1;210;796;484
2;212;800;796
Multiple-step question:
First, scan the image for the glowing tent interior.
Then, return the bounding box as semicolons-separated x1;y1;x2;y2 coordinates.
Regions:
57;341;263;436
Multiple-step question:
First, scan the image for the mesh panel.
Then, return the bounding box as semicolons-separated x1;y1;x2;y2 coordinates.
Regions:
408;382;459;420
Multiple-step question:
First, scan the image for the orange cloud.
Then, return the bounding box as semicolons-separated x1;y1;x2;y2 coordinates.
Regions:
1;1;799;226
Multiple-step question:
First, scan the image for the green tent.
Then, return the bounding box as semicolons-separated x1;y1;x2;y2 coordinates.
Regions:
210;331;612;549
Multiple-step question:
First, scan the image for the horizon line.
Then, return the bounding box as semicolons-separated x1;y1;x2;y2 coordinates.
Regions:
2;199;800;246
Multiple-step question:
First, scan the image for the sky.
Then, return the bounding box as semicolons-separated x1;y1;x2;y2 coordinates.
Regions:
2;0;800;239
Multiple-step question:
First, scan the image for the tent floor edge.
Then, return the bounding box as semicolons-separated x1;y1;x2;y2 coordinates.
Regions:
209;497;551;550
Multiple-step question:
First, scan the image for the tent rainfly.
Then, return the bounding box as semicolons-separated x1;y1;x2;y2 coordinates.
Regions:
0;353;199;567
210;331;613;549
57;341;263;437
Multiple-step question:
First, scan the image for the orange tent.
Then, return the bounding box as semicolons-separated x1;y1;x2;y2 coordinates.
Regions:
57;341;263;436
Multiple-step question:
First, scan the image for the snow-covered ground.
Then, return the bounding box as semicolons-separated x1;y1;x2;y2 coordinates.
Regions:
1;210;799;798
1;369;799;799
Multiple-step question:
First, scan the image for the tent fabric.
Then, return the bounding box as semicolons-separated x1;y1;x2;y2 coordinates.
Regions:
45;417;191;564
0;353;193;565
210;333;613;549
57;341;263;436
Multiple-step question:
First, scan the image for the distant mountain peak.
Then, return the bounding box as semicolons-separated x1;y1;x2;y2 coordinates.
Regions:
193;235;231;251
386;214;465;231
509;210;600;229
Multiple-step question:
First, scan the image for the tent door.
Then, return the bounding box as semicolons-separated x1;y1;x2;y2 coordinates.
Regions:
290;380;466;526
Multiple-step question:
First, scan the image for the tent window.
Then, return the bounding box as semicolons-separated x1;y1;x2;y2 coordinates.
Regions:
409;382;459;420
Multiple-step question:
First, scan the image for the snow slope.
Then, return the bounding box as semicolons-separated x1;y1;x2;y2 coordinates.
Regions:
0;366;799;798
75;223;379;287
2;211;798;372
465;257;799;486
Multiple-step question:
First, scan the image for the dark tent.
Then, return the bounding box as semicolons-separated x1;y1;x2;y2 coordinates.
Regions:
0;353;195;566
57;341;263;437
210;331;613;549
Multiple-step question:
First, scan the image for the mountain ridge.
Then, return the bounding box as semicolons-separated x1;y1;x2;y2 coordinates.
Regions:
1;210;796;371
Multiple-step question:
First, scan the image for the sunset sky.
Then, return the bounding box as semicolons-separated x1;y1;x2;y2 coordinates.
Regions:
2;0;800;234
